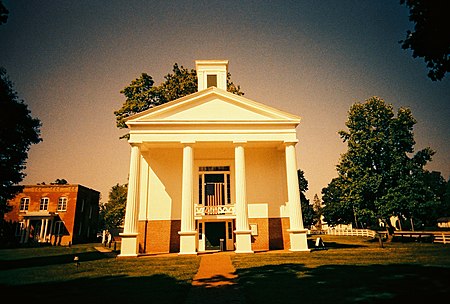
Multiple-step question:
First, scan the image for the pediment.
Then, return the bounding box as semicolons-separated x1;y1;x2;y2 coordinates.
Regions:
126;87;300;125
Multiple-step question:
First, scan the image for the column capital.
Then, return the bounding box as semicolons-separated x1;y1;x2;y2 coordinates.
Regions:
233;140;247;146
283;140;298;146
181;141;196;146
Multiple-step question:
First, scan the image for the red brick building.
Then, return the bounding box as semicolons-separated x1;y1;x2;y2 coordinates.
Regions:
4;184;100;246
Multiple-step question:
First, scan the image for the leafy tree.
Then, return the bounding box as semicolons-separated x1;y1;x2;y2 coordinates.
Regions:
0;0;8;25
298;169;314;228
442;177;450;217
0;68;42;218
322;96;441;231
322;177;356;227
399;0;450;81
99;183;127;231
312;194;324;230
114;63;244;139
51;179;68;185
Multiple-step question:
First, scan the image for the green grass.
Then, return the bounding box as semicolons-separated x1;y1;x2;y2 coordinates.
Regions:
1;237;450;304
232;235;450;304
0;243;200;304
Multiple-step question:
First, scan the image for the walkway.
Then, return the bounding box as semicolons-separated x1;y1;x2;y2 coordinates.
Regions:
185;252;245;304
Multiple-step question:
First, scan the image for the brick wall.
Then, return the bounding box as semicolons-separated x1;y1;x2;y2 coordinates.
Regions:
249;218;269;251
138;219;181;253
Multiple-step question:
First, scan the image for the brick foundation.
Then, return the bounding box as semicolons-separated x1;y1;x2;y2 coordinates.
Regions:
138;219;181;254
267;217;290;250
249;218;269;251
138;217;290;253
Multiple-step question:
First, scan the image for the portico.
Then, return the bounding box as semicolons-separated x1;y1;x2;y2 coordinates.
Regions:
119;60;309;257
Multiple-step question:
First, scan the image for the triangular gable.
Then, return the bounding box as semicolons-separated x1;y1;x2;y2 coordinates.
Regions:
126;87;301;124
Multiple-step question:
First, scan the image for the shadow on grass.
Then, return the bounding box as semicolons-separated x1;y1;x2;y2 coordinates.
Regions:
236;263;450;304
0;250;112;270
186;284;243;304
0;273;190;304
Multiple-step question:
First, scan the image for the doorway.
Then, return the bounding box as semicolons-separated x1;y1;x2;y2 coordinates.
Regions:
205;222;226;250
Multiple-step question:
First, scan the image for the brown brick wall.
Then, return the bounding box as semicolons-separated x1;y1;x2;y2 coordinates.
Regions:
4;185;99;246
249;217;291;251
138;219;181;254
267;217;290;250
281;217;291;250
249;218;269;251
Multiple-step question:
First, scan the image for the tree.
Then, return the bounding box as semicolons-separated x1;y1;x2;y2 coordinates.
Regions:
399;0;450;81
0;68;42;218
0;0;8;25
312;194;324;230
51;179;68;185
322;96;441;231
99;183;127;231
114;63;244;139
297;169;314;228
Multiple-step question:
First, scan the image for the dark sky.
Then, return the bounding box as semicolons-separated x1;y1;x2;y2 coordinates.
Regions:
1;0;449;200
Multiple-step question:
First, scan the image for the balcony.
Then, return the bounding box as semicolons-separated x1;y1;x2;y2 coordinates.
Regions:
195;204;235;216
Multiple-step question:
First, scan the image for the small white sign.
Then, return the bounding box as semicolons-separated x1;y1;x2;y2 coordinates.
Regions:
250;224;258;236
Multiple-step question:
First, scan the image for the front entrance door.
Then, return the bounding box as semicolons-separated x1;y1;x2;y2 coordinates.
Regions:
205;222;226;250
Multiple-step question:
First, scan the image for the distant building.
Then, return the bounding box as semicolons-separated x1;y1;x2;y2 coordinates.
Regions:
4;184;100;246
437;217;450;229
119;60;310;257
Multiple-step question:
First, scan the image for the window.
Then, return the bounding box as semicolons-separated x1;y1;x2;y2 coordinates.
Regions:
19;198;30;211
58;197;67;211
40;197;49;211
207;74;217;88
227;221;233;239
198;166;231;206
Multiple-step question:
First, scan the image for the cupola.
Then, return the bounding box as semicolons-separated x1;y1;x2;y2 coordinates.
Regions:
195;60;228;91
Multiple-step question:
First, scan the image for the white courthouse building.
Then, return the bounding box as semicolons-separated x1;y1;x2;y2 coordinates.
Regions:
119;60;309;256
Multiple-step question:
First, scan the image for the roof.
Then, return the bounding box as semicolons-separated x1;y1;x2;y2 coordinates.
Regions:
125;86;301;125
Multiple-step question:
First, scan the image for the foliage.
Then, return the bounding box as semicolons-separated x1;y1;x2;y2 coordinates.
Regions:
99;183;127;230
400;0;450;81
0;68;42;218
114;63;244;139
51;179;68;185
312;194;324;229
322;96;443;230
297;169;314;227
0;0;8;25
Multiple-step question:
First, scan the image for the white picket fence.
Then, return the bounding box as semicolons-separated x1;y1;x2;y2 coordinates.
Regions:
432;233;450;244
323;229;450;244
325;228;380;238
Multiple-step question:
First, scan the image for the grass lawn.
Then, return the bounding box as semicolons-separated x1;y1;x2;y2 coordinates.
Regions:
1;236;449;304
232;235;450;304
0;243;200;304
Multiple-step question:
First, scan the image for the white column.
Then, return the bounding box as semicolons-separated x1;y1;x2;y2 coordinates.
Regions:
44;219;49;242
20;220;27;243
39;219;45;241
119;144;141;257
285;141;309;252
24;219;30;243
179;142;197;255
234;141;253;253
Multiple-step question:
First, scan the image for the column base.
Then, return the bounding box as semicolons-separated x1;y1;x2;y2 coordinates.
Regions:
179;231;197;255
288;229;310;252
118;232;139;257
234;230;253;253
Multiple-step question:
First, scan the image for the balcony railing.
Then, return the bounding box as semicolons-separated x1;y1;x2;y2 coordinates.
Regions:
195;204;235;216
